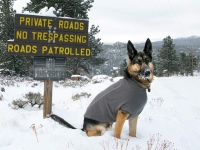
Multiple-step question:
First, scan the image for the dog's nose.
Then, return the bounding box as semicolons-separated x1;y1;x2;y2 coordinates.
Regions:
144;70;150;77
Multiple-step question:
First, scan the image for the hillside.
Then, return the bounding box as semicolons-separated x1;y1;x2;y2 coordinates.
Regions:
103;36;200;55
134;36;200;55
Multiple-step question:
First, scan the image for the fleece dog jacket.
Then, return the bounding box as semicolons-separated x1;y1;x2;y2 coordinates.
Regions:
84;78;147;122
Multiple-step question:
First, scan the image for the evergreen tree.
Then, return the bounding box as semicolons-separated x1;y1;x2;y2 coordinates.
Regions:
179;52;197;76
96;42;126;75
196;55;200;72
185;52;196;76
157;36;178;77
23;0;93;19
185;54;191;76
152;53;158;76
179;52;187;75
119;59;127;76
172;51;179;76
23;0;106;76
0;0;28;75
192;55;197;74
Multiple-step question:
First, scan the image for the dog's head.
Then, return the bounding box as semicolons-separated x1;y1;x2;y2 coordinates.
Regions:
127;38;154;84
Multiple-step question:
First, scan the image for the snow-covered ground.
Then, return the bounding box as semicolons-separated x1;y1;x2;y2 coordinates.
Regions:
0;75;200;150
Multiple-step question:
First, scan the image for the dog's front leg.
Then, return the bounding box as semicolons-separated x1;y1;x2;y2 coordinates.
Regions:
114;110;129;138
129;115;138;137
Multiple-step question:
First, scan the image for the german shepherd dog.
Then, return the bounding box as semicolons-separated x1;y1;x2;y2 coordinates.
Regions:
50;38;154;138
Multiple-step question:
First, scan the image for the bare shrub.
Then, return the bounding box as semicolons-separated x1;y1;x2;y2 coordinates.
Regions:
30;124;38;142
23;92;43;108
147;133;175;150
99;137;130;150
0;93;3;100
99;134;175;150
149;97;164;108
30;124;43;142
72;92;91;101
9;99;28;109
60;79;88;88
31;83;38;88
92;75;113;84
0;75;33;86
1;87;5;92
9;92;43;109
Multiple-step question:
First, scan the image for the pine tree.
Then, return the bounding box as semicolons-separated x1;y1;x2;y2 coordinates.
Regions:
157;36;178;77
192;54;197;74
0;0;14;72
96;42;126;75
179;52;187;75
119;59;127;76
24;0;93;19
152;53;158;76
196;55;200;72
185;54;191;76
185;52;196;76
0;0;28;75
23;0;106;76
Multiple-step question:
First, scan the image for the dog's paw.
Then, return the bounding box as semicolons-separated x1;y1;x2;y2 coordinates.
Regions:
114;133;121;139
129;132;136;137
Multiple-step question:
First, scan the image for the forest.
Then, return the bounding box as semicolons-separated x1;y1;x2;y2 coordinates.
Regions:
97;36;200;77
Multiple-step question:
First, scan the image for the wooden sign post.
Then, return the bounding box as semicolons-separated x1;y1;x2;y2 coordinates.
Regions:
7;13;91;118
43;80;53;118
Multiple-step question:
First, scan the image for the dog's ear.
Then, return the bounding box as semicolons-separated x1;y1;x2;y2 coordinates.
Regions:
127;40;137;60
143;38;152;58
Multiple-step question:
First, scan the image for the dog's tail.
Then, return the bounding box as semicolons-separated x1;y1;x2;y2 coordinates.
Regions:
50;114;77;129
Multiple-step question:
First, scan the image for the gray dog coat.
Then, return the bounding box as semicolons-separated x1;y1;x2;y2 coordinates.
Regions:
84;78;147;122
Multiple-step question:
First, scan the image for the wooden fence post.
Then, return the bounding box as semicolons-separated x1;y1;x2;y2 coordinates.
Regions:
43;80;53;118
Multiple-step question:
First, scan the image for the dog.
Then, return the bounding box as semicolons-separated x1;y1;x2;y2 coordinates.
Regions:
50;38;154;138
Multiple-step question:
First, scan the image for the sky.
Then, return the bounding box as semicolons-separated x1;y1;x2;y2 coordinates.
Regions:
13;0;200;43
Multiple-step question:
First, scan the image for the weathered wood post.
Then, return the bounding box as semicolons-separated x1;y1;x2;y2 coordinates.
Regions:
43;80;53;118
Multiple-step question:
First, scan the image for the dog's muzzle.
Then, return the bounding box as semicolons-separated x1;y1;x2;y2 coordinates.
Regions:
138;68;151;79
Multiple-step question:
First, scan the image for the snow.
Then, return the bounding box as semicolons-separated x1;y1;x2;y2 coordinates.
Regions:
113;67;119;70
0;75;200;150
17;6;88;21
71;75;81;78
17;6;57;17
39;7;57;17
91;75;114;84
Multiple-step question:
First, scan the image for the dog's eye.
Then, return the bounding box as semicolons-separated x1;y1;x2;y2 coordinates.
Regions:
145;58;150;64
136;60;142;65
